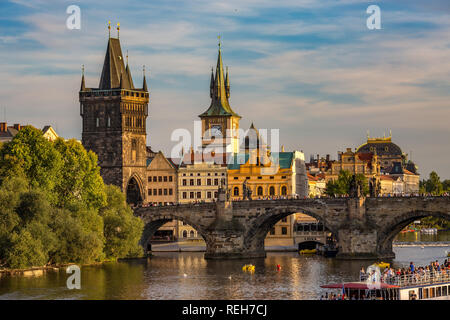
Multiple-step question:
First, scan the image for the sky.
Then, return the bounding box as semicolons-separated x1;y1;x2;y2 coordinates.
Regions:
0;0;449;179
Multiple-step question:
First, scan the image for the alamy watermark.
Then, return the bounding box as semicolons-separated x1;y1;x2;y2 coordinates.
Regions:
366;5;381;30
66;265;81;289
66;5;81;30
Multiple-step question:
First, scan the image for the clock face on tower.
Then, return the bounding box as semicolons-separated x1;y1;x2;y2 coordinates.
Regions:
211;124;222;137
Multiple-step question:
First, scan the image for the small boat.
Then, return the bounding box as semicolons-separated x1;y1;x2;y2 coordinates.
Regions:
242;264;255;272
299;249;317;255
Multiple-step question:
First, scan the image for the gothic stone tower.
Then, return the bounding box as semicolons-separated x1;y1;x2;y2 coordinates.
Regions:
79;35;149;205
199;42;241;156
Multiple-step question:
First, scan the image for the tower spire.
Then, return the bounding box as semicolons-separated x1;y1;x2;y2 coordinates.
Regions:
108;21;111;38
117;22;120;39
142;65;148;92
80;64;85;91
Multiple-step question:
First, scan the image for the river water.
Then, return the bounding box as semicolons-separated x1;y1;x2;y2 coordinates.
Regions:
1;231;449;300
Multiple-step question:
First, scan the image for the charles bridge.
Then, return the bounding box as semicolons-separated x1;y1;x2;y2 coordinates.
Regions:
133;192;450;260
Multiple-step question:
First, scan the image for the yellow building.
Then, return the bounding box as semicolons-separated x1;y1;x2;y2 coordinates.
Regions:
227;127;308;246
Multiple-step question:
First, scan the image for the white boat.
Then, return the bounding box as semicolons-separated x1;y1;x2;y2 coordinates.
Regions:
420;228;438;234
321;269;450;300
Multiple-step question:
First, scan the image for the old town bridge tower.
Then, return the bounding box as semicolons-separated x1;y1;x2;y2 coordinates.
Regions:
79;32;149;205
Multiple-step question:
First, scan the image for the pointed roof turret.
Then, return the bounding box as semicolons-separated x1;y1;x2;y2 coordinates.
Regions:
142;65;148;92
80;65;86;91
99;37;133;89
199;38;240;118
225;66;230;98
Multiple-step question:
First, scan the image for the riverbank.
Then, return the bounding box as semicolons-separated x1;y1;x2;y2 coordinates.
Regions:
0;259;119;277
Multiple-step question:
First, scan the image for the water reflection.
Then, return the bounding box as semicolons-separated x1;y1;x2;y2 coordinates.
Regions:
0;246;449;300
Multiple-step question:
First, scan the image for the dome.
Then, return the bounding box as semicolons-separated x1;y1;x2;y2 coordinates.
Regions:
356;137;402;157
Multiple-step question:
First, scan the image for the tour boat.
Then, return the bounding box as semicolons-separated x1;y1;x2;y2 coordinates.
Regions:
321;270;450;300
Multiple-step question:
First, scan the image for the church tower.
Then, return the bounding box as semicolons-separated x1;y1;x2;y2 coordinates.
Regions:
79;27;149;205
199;40;241;155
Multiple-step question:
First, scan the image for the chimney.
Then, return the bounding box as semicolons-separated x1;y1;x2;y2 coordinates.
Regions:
13;123;21;131
0;122;6;132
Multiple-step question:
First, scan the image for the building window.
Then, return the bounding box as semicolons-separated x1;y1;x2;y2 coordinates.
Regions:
183;179;187;186
164;176;167;182
183;230;187;238
281;227;287;235
169;176;173;182
281;176;286;179
270;176;274;180
214;179;218;185
197;179;201;185
107;117;111;127
269;186;275;196
190;192;194;199
281;217;287;223
153;176;157;182
234;177;238;180
207;192;212;198
190;230;195;238
233;187;239;196
258;176;262;180
190;179;194;186
96;118;99;127
207;179;211;185
257;186;263;196
169;189;173;195
158;176;162;182
270;228;275;235
148;177;152;183
214;191;218;198
196;192;201;198
148;189;152;196
182;192;187;199
281;186;287;195
158;189;162;195
164;189;168;195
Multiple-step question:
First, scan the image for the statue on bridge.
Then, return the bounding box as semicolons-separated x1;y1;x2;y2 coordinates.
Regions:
369;176;380;197
242;178;252;200
349;174;362;198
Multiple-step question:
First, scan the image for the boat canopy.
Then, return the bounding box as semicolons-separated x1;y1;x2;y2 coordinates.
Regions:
321;282;399;290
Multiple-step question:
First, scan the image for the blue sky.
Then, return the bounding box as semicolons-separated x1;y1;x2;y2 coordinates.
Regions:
0;0;449;178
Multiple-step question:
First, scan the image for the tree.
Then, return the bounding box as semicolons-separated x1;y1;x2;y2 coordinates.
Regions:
0;127;144;269
425;171;443;195
53;138;107;210
442;179;450;192
325;170;369;196
99;185;144;259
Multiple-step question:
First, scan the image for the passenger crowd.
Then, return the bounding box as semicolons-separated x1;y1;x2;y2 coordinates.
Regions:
360;259;450;286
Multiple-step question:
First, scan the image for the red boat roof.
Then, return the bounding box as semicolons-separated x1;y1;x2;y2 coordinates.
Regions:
321;282;399;289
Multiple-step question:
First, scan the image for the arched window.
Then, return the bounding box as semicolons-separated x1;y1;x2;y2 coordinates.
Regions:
234;187;239;196
182;230;188;238
190;230;195;238
257;186;263;196
281;186;287;195
269;186;275;196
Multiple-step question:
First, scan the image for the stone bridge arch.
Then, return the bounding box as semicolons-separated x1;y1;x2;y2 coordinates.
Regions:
376;210;450;257
136;209;211;251
243;205;340;255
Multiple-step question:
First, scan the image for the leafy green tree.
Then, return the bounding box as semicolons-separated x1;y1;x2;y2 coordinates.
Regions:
0;126;63;203
425;171;443;195
4;230;47;269
53;138;107;210
325;170;369;196
442;180;450;192
100;185;144;259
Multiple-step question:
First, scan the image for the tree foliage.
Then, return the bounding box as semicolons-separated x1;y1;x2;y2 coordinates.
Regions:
0;126;144;269
325;170;369;196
